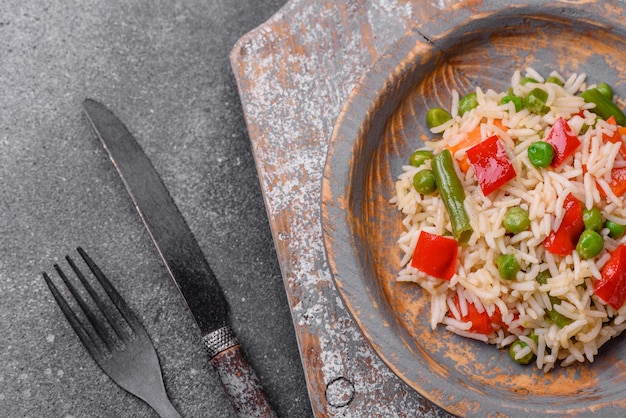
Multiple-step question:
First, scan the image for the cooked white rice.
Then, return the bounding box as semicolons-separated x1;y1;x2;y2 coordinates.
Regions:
392;68;626;372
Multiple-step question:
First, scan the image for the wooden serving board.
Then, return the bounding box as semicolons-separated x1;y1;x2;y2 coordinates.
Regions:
231;1;462;416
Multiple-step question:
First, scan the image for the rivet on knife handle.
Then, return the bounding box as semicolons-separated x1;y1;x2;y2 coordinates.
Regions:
204;327;277;418
81;99;277;418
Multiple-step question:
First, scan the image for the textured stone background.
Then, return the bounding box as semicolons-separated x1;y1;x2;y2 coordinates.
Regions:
0;0;312;417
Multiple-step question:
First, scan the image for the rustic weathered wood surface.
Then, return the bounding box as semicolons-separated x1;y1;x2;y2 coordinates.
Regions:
231;1;461;416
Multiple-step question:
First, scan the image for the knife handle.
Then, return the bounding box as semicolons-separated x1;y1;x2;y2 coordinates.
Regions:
204;327;277;418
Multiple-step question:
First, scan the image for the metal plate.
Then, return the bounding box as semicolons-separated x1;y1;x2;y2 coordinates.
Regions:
322;1;626;416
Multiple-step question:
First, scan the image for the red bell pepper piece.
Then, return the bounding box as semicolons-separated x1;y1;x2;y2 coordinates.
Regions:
545;117;581;167
607;167;626;197
466;135;517;196
601;116;626;159
594;116;626;197
543;193;584;256
411;231;457;280
449;294;502;334
595;244;626;310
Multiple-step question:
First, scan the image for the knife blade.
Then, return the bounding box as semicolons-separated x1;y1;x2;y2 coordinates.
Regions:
82;98;276;418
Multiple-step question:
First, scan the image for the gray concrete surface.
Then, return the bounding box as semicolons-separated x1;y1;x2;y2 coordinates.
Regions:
0;1;312;417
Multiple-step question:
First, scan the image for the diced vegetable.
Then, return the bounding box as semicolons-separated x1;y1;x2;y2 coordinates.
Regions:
582;207;603;231
503;207;530;234
607;167;626;197
521;77;538;86
527;141;555;168
450;294;501;335
545;117;581;167
544;193;584;256
458;92;478;116
605;220;626;239
411;231;457;280
594;244;626;309
524;88;550;115
509;339;535;365
445;124;482;173
426;108;452;129
412;169;437;195
546;296;573;328
581;87;626;126
600;116;626;160
496;254;520;280
466;135;517;196
432;150;473;244
576;229;604;259
409;150;434;167
535;270;550;285
500;89;524;112
545;76;564;86
596;82;613;99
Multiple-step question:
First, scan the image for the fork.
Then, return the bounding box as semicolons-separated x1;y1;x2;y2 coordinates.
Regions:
42;247;182;418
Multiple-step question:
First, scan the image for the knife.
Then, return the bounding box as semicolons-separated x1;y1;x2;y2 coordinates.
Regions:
82;98;276;418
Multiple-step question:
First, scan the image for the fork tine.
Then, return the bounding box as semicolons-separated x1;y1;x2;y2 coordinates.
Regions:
66;253;128;341
53;263;114;351
77;247;143;333
42;272;104;359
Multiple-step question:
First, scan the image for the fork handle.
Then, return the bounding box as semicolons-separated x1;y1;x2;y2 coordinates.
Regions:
204;327;276;418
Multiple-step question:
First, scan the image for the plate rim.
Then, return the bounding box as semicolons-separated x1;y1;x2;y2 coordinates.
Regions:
321;1;626;416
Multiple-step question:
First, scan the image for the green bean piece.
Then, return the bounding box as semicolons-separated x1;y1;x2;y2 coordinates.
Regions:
527;141;555;168
596;82;613;99
524;88;550;115
509;340;535;365
426;107;452;129
496;254;520;280
458;92;478;117
409;150;434;167
521;77;538;86
503;207;530;234
576;229;604;259
580;88;626;126
500;94;524;112
546;296;573;328
605;220;626;239
582;207;603;232
535;270;550;285
431;150;473;244
413;170;437;195
545;76;564;86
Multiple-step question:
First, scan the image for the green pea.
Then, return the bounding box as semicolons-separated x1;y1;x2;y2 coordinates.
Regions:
535;270;550;285
527;141;555;168
500;94;524;112
524;88;550;115
503;207;530;234
521;77;538;86
409;150;433;167
545;76;564;86
596;82;613;99
546;296;573;328
509;339;535;365
547;310;572;328
605;220;626;239
426;107;452;129
413;169;437;195
458;92;478;116
496;254;520;280
582;207;603;232
528;329;539;345
576;229;604;259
